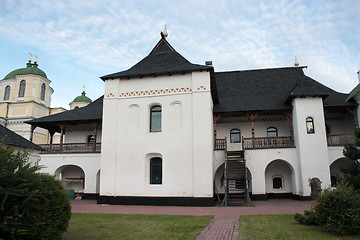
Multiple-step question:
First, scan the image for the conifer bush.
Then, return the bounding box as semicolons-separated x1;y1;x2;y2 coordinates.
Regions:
314;184;360;236
0;143;71;239
295;183;360;236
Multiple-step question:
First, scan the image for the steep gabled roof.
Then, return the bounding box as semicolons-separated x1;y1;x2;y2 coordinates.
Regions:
101;37;212;80
214;67;354;113
0;125;43;150
26;96;103;133
101;36;219;103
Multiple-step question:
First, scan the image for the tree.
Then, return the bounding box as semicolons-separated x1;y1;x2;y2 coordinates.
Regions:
343;128;360;191
0;143;71;239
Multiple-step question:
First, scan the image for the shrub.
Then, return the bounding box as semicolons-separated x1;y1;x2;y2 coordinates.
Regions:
295;183;360;236
294;210;317;225
314;183;360;236
30;174;71;240
0;143;71;239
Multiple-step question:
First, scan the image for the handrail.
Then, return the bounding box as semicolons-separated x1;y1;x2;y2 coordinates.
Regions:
39;143;101;154
327;134;355;146
243;136;294;149
222;137;228;207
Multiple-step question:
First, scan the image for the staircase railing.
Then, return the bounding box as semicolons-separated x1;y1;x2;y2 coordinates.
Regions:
243;136;252;206
222;137;228;207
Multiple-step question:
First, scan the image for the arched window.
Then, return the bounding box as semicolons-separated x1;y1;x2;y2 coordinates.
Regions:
40;83;46;101
150;105;161;132
267;127;278;137
230;129;241;143
150;157;162;184
306;117;315;134
272;176;283;189
3;85;10;100
18;80;26;97
87;135;95;144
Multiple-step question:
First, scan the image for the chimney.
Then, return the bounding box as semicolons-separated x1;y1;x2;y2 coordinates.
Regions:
358;70;360;83
205;61;212;67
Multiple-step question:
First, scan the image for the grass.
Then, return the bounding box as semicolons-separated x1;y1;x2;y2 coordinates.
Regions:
238;214;360;240
62;213;212;240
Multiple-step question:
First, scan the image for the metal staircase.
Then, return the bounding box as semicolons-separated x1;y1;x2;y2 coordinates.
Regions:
222;138;252;206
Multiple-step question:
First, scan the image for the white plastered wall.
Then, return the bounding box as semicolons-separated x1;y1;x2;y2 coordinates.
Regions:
39;153;101;194
100;71;214;198
292;97;331;196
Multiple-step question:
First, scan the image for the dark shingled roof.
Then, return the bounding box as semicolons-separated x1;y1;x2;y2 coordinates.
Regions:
0;125;43;150
101;36;219;103
214;67;354;113
101;37;212;80
26;96;103;133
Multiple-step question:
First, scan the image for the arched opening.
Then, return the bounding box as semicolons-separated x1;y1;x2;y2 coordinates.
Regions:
18;80;26;97
55;165;85;193
330;158;355;187
265;159;294;198
40;83;46;101
309;177;321;199
4;85;10;100
214;163;252;197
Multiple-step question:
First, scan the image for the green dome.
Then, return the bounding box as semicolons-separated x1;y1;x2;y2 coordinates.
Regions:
73;91;92;103
3;61;47;80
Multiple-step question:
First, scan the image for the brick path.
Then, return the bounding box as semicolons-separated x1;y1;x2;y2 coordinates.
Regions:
196;216;239;240
71;199;314;240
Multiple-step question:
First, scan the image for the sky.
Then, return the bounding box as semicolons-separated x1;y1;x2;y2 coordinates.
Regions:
0;0;359;109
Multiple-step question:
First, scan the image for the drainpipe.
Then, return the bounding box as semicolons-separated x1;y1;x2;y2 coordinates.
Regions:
4;102;9;127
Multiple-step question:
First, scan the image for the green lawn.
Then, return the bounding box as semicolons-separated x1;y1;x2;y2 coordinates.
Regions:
62;213;212;240
239;214;360;240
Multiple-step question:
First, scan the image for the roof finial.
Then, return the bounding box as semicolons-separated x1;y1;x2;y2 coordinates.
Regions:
34;54;38;63
29;52;32;62
83;85;86;94
161;24;168;39
294;56;299;67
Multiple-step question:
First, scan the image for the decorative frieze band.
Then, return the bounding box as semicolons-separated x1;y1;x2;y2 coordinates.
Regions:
106;86;207;98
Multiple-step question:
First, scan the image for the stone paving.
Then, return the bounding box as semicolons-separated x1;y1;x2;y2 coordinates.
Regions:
71;199;314;239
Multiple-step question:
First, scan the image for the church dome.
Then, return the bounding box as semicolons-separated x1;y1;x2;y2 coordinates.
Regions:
3;61;47;80
72;91;92;103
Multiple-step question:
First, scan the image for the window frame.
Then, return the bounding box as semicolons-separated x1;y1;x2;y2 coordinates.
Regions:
4;85;10;100
267;127;278;137
306;117;315;134
40;83;46;101
272;176;283;190
150;105;162;132
230;129;241;143
18;80;26;97
150;157;162;185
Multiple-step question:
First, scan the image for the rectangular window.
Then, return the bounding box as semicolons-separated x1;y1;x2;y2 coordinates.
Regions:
150;158;162;184
150;106;161;132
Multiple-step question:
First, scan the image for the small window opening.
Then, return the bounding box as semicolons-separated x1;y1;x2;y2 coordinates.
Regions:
230;129;241;143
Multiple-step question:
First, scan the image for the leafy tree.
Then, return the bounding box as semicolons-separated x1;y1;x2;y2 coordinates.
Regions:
0;142;71;239
343;128;360;190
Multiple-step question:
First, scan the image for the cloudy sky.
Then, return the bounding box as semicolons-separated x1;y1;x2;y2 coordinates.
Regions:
0;0;359;108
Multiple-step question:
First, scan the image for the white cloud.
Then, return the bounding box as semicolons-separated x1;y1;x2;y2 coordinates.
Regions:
0;0;359;107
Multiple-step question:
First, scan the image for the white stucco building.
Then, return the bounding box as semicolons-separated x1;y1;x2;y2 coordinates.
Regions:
23;32;359;206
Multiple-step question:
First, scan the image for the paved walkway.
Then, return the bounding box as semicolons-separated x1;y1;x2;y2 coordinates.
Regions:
71;199;314;239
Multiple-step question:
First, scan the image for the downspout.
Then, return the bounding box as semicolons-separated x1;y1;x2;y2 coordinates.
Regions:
4;102;9;127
